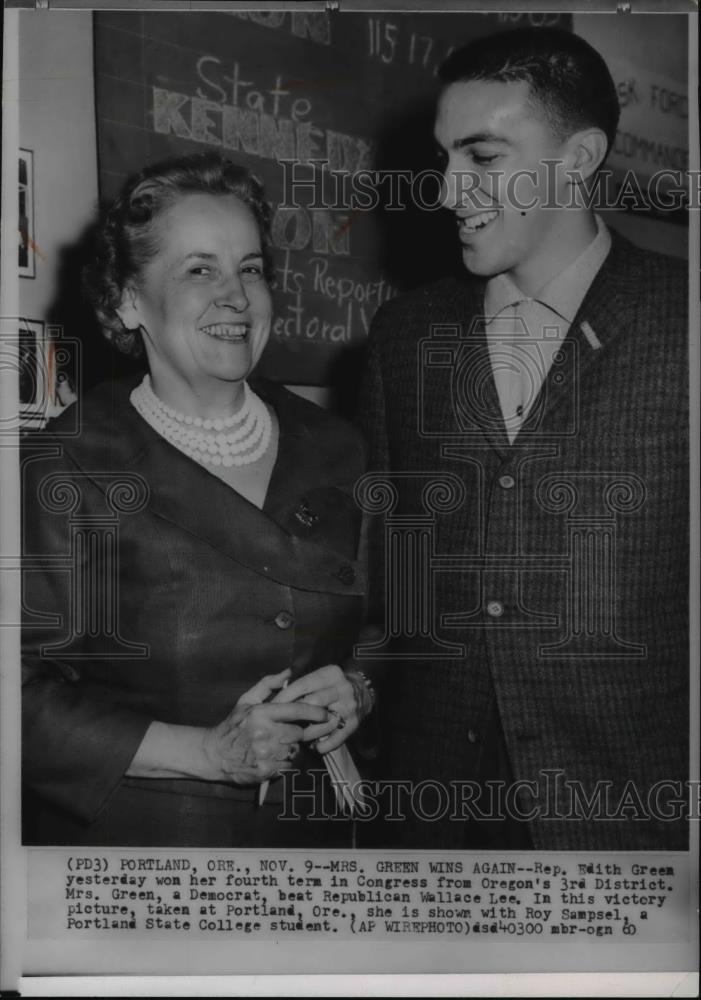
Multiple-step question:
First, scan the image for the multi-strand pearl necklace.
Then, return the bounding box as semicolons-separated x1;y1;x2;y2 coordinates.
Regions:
130;374;272;467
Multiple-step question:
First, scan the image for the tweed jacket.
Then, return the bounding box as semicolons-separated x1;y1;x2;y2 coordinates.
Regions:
357;229;689;851
22;376;365;846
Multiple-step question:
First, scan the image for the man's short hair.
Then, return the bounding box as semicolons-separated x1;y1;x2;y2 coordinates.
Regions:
439;27;620;159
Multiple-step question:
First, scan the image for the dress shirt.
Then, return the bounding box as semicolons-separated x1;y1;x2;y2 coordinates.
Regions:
484;215;612;442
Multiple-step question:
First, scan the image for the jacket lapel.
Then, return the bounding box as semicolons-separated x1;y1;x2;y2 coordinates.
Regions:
422;277;510;460
517;230;640;438
456;312;511;459
120;382;364;596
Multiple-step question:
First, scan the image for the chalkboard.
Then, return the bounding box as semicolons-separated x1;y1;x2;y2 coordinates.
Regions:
94;10;571;385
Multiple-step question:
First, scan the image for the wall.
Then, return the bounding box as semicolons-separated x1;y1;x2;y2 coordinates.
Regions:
574;12;688;259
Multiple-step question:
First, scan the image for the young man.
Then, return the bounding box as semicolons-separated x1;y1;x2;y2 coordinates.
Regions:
357;27;689;851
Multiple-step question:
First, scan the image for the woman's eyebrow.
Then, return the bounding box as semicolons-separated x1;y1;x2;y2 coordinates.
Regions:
177;251;217;263
175;250;264;265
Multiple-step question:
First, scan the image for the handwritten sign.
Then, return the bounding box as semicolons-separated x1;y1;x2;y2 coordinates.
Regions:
94;11;571;384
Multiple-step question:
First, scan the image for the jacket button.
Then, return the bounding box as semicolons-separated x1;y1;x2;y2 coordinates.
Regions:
274;611;294;630
498;474;515;489
467;729;478;744
336;564;356;585
486;600;504;618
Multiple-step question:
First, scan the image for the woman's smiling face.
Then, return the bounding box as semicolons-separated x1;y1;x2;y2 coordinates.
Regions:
118;192;272;409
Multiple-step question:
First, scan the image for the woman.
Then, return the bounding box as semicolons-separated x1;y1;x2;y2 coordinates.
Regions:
22;153;373;847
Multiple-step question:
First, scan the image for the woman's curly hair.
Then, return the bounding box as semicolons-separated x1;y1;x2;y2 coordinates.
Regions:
83;153;274;357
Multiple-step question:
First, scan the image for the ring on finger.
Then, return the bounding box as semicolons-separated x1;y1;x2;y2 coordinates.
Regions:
286;743;299;761
327;707;346;730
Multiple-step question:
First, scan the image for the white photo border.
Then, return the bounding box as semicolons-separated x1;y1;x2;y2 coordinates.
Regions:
1;4;698;997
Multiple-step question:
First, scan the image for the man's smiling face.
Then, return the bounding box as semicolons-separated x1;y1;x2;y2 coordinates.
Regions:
435;78;573;289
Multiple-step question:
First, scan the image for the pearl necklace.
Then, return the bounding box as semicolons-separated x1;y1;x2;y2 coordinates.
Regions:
130;375;272;468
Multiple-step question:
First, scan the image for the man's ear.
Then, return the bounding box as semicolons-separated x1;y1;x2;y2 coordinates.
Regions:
565;127;608;183
115;285;142;331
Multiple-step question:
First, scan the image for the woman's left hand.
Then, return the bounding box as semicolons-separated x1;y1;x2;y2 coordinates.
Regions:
272;664;372;754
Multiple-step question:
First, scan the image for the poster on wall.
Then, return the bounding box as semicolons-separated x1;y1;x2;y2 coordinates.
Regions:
0;4;698;999
92;9;572;386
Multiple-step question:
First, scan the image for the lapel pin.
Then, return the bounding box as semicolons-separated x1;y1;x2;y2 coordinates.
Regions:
294;500;318;529
580;321;602;351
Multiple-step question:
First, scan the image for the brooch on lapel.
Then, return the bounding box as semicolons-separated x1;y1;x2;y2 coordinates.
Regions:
294;499;319;529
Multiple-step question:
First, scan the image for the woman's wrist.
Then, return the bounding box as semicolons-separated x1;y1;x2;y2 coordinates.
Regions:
127;721;229;781
345;668;377;719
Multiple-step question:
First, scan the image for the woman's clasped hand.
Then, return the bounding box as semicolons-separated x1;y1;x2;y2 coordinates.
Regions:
203;665;370;784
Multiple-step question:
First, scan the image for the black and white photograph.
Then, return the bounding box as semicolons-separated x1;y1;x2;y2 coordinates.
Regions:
0;2;698;996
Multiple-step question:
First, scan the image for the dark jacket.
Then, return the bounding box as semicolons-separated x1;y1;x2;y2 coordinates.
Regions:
357;229;689;850
22;376;366;847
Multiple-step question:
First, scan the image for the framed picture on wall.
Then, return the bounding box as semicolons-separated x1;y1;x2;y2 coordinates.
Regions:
19;148;35;278
18;319;53;429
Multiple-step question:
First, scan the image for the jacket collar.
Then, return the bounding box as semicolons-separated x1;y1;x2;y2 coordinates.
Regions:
518;225;642;437
440;227;644;459
483;214;611;324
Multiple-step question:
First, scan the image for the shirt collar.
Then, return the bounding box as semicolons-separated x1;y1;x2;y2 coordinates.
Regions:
484;214;612;324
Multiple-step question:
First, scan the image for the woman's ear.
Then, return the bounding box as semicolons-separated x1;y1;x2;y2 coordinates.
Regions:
115;285;142;331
